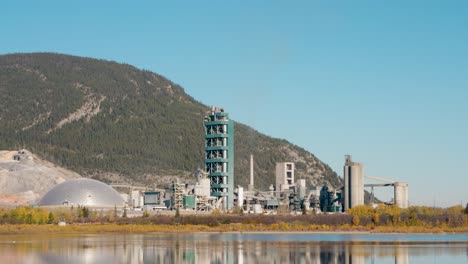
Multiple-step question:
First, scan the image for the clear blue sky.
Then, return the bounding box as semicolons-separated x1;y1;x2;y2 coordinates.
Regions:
1;1;467;207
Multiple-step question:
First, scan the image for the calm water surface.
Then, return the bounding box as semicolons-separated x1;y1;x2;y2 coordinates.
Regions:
0;233;466;263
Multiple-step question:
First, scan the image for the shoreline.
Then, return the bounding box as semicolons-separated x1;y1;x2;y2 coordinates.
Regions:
0;223;467;235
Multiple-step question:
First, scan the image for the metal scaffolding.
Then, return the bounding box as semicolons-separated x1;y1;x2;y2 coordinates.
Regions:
204;106;234;210
171;181;185;210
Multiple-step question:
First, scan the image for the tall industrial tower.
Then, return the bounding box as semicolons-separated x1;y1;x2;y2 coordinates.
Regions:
204;107;234;210
343;155;364;210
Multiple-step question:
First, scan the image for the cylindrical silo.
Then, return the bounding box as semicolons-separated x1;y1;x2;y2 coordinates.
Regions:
344;165;350;210
394;182;408;209
350;162;364;208
344;155;364;210
237;187;244;208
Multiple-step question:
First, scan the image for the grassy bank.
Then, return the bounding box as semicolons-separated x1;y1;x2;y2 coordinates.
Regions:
1;223;467;235
1;205;467;234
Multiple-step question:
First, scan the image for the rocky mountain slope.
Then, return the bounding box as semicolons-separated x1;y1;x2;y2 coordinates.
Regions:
0;53;342;191
0;149;80;205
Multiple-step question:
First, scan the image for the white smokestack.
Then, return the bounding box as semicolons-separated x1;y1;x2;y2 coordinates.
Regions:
249;154;254;191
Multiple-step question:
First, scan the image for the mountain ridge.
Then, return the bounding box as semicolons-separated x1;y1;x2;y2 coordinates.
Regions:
0;52;343;191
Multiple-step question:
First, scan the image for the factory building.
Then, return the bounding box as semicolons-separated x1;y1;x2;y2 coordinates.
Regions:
275;162;295;196
204;107;234;210
343;155;364;210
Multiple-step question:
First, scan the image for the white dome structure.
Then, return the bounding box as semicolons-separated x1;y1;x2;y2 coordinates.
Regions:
38;178;124;207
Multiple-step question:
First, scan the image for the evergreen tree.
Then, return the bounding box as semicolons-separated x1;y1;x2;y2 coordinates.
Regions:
82;207;90;218
47;212;55;224
175;207;180;218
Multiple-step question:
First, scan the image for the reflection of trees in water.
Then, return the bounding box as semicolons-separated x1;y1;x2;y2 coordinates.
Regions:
3;235;468;264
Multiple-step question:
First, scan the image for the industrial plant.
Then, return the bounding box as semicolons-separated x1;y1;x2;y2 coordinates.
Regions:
31;106;409;215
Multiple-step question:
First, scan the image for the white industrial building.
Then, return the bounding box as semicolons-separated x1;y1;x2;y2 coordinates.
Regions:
275;162;295;195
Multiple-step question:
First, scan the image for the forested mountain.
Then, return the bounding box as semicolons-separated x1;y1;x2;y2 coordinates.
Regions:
0;53;343;190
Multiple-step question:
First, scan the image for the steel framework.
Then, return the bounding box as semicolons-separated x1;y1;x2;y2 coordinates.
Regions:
204;107;234;210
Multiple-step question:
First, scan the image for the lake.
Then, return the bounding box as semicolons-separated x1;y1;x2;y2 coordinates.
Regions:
0;233;466;263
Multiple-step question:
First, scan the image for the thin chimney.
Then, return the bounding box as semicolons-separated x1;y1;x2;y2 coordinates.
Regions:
248;154;254;191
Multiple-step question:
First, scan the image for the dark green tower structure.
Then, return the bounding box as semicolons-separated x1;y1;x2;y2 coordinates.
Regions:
204;106;234;210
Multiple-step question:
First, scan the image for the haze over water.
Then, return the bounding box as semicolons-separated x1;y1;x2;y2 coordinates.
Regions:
0;233;466;264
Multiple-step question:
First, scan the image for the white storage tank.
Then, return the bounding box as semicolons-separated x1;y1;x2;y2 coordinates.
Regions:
194;178;211;197
131;190;141;208
237;187;244;208
252;204;262;214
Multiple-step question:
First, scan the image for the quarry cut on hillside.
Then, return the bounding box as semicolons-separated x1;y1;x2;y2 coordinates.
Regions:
0;149;81;206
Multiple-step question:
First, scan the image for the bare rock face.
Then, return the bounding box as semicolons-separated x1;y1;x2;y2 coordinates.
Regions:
0;149;81;206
